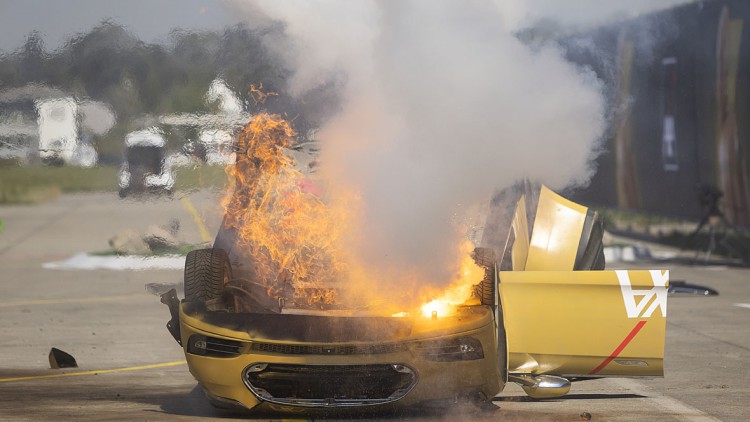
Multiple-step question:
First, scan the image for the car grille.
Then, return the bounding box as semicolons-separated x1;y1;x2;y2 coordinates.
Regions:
250;342;408;355
243;363;417;407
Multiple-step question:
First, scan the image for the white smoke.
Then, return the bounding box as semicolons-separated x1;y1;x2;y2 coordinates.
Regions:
225;0;682;283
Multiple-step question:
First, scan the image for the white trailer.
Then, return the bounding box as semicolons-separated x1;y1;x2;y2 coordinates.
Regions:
35;97;98;167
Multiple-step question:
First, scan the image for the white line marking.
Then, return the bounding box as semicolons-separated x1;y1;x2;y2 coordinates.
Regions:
610;378;721;421
43;253;184;271
733;303;750;309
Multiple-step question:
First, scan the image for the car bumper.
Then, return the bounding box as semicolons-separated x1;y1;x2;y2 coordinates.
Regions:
179;313;503;412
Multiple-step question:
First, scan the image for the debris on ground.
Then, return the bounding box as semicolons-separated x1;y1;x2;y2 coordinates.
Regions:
143;224;180;250
49;348;77;369
109;228;151;255
145;282;184;297
108;219;190;255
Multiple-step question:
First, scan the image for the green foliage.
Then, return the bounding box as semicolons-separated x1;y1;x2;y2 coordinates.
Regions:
0;185;61;205
0;165;118;204
0;165;118;192
2;21;343;169
596;206;750;263
0;164;228;204
174;165;228;191
663;230;750;264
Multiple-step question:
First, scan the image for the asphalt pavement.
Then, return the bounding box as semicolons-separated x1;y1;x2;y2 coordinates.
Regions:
0;192;748;421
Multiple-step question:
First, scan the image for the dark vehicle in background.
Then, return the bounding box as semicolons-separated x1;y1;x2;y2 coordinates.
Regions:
118;129;174;198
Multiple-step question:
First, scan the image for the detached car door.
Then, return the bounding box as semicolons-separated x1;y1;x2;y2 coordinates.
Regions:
499;269;667;377
496;186;667;377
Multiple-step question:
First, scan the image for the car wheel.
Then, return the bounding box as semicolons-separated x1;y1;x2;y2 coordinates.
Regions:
472;247;496;307
184;248;231;303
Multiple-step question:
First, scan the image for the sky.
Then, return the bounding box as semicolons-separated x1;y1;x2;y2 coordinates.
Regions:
0;0;696;54
0;0;241;53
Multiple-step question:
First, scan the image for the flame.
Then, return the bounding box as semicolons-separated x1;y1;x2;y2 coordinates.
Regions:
419;241;485;318
221;112;347;307
221;108;486;313
249;82;278;105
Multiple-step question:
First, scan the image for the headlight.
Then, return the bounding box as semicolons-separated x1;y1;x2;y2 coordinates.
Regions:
187;334;242;357
417;336;484;361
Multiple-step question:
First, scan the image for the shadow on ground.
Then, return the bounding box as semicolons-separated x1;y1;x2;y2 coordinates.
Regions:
0;374;563;421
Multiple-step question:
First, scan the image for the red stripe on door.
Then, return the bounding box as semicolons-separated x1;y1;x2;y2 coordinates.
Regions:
589;320;648;375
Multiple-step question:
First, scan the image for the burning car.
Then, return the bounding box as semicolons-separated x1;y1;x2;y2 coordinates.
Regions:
161;114;667;413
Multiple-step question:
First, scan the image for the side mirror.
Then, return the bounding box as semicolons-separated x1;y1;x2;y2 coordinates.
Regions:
508;374;571;399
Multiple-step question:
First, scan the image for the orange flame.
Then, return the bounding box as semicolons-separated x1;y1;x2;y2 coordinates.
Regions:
221;112;346;307
418;240;484;318
221;111;487;314
249;83;278;105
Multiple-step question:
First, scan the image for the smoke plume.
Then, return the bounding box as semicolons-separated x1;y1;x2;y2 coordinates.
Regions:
225;0;682;289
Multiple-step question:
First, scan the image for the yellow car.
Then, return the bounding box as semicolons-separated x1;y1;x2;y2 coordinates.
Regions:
161;185;667;412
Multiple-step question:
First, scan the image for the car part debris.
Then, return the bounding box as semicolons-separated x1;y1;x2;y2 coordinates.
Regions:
145;282;183;297
109;229;150;255
49;348;77;369
668;280;719;296
160;289;182;345
109;220;185;256
143;224;180;250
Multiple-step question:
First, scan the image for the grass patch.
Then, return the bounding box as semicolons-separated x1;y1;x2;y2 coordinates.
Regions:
0;185;62;205
174;165;228;191
0;164;229;204
596;206;750;263
0;165;119;192
597;208;678;229
660;230;750;263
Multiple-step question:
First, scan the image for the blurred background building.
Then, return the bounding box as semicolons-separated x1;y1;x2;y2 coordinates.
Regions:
566;0;750;227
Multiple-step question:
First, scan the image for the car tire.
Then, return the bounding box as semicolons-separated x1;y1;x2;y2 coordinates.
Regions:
472;247;496;307
184;248;231;303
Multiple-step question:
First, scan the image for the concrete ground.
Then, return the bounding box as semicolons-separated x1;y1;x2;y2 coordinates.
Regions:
0;192;748;421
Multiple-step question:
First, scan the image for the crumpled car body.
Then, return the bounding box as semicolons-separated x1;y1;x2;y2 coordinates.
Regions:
162;185;667;412
178;302;502;411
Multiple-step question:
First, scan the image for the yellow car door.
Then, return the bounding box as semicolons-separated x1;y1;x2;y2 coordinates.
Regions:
499;269;667;377
497;186;667;378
